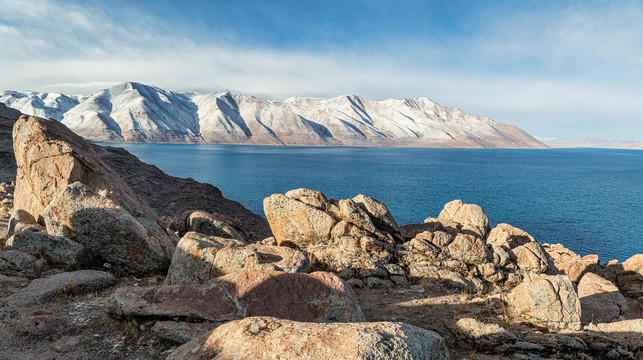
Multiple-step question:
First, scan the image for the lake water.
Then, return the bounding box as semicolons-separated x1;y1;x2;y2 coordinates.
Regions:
102;143;643;262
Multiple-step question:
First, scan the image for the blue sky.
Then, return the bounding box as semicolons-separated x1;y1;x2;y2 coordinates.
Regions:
1;0;642;140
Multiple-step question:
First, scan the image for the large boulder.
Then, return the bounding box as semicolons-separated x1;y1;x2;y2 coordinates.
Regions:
505;274;581;331
437;200;489;238
352;194;398;233
578;272;627;325
108;271;365;323
263;190;398;280
165;231;245;285
166;232;308;285
13;115;177;272
44;182;175;273
169;316;449;360
5;229;92;267
446;233;488;264
543;243;602;283
487;223;553;273
263;193;334;246
618;254;643;297
170;210;249;241
13;115;160;223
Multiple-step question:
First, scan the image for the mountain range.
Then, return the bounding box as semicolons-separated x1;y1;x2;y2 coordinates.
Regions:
1;82;546;148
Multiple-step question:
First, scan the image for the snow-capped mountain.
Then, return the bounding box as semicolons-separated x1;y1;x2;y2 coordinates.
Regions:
1;82;546;148
0;91;84;121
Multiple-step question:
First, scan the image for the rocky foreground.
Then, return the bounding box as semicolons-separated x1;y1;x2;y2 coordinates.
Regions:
0;110;641;359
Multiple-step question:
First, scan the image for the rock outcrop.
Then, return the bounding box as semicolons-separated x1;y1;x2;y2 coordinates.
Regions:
169;316;449;360
108;271;365;323
578;272;628;325
165;232;308;285
5;229;91;267
13;115;177;272
505;274;582;331
264;190;399;282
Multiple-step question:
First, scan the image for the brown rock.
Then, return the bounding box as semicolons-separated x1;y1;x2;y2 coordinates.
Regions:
618;272;643;297
352;194;398;233
211;243;309;276
285;188;329;210
4;209;43;239
44;182;175;273
13;115;160;224
447;233;487;264
488;223;553;273
165;231;245;285
623;254;643;273
505;273;581;331
169;316;449;360
170;210;249;241
6;229;92;267
438;200;489;237
337;199;380;236
263;193;334;247
455;317;517;346
578;272;627;324
108;271;365;323
0;250;46;272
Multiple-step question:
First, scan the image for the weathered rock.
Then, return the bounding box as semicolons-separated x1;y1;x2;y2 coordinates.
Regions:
544;243;603;282
165;231;245;285
170;210;248;241
6;230;92;267
438;200;489;237
352;194;398;233
505;273;581;331
13;115;177;272
578;272;628;325
212;243;309;276
455;317;517;346
263;193;334;246
4;209;44;239
623;254;643;273
5;270;115;306
44;182;175;273
108;271;365;323
0;250;46;272
446;233;487;264
488;223;553;273
169;316;449;360
337;199;380;236
14;115;161;224
285;188;329;210
586;319;643;351
151;321;219;344
618;272;643;297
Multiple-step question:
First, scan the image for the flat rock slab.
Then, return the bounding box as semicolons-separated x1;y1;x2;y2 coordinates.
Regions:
5;270;115;306
169;316;449;360
108;271;365;323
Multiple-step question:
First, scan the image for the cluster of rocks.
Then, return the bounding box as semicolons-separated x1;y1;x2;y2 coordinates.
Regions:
0;112;641;359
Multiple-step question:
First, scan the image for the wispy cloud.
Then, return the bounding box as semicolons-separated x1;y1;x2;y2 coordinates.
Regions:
0;0;642;140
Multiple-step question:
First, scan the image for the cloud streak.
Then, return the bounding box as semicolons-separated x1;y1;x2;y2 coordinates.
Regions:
0;0;642;140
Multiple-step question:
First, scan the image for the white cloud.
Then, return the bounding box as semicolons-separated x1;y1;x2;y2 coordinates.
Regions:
0;0;642;140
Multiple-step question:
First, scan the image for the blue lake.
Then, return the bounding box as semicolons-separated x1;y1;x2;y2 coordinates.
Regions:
102;143;643;262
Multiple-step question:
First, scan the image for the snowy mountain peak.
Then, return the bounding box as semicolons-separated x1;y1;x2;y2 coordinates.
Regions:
1;83;546;148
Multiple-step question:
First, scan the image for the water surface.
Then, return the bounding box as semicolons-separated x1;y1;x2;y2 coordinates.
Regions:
103;143;643;262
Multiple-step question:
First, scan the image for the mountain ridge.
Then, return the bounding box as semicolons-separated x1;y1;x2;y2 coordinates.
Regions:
1;82;547;148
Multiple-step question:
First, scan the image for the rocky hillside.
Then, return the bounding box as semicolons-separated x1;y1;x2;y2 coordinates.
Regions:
1;82;546;148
